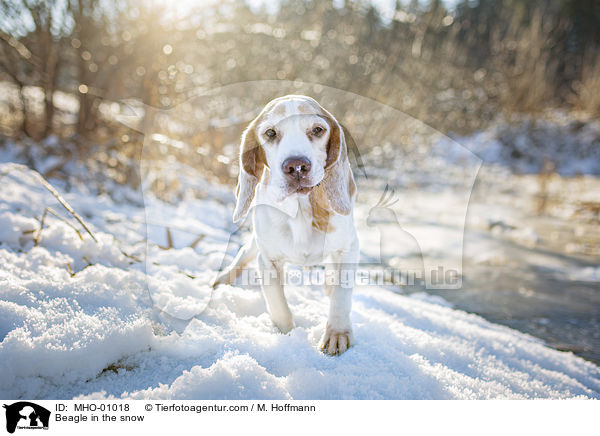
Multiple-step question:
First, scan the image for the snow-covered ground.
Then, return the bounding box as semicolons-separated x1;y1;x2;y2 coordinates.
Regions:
1;157;599;400
454;111;600;176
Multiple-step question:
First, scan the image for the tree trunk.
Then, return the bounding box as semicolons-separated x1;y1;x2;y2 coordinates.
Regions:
43;85;55;137
76;49;89;136
15;81;35;165
17;83;30;137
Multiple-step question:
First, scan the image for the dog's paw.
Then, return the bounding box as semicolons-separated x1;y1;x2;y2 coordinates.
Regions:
319;325;353;356
272;316;295;334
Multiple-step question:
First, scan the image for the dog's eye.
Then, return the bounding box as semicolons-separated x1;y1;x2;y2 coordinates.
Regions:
312;126;325;136
265;128;277;139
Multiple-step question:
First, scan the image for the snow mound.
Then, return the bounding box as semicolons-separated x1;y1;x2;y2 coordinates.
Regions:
1;162;599;399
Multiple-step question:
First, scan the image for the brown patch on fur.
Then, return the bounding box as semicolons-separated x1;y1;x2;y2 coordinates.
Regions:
322;115;342;168
318;115;355;216
309;185;335;232
240;126;266;178
233;117;268;222
348;167;356;197
296;104;311;114
273;104;286;116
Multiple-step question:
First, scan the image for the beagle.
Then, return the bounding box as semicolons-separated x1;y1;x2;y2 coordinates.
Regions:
214;95;358;355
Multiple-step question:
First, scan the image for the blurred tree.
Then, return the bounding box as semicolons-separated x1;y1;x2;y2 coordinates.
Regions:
67;0;134;137
0;0;69;138
2;0;600;145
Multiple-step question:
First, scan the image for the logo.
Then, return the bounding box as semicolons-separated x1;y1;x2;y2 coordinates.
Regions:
3;402;50;433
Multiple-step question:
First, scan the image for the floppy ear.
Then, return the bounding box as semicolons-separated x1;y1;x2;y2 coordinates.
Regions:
232;122;265;223
320;114;356;216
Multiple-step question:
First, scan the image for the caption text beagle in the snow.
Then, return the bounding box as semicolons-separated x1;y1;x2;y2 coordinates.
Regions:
214;95;358;356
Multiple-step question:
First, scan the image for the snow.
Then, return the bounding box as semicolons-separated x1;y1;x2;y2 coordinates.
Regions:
452;111;600;176
1;161;599;400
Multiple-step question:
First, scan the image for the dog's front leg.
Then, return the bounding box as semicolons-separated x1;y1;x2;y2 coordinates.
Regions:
258;254;294;333
320;239;359;355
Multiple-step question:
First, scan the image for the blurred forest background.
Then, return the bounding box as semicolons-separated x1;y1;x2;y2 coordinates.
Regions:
1;0;600;364
1;0;599;187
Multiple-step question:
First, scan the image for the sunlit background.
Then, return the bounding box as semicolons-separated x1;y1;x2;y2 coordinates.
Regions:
1;0;599;365
1;0;599;142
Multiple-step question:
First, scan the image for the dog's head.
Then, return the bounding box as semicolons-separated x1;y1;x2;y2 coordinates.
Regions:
233;95;355;223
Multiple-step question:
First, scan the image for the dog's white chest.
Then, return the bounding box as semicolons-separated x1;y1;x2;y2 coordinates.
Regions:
254;193;328;265
287;197;324;262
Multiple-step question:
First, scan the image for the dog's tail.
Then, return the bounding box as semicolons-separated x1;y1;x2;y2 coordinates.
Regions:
212;237;258;288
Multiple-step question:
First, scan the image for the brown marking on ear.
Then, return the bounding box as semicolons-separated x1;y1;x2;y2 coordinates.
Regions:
257;144;266;171
321;118;354;216
320;153;353;216
348;167;356;197
233;118;267;223
240;126;264;176
307;101;355;219
323;115;342;168
309;185;335;233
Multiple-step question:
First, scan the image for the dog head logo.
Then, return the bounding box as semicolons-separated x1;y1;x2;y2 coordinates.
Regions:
3;402;50;433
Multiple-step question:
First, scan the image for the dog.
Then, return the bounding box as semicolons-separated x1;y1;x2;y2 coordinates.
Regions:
214;95;358;355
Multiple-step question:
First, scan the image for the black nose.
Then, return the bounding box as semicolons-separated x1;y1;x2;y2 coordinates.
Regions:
282;156;311;180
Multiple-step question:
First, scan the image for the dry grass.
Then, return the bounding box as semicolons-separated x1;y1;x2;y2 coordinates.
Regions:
1;1;599;201
574;53;600;117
